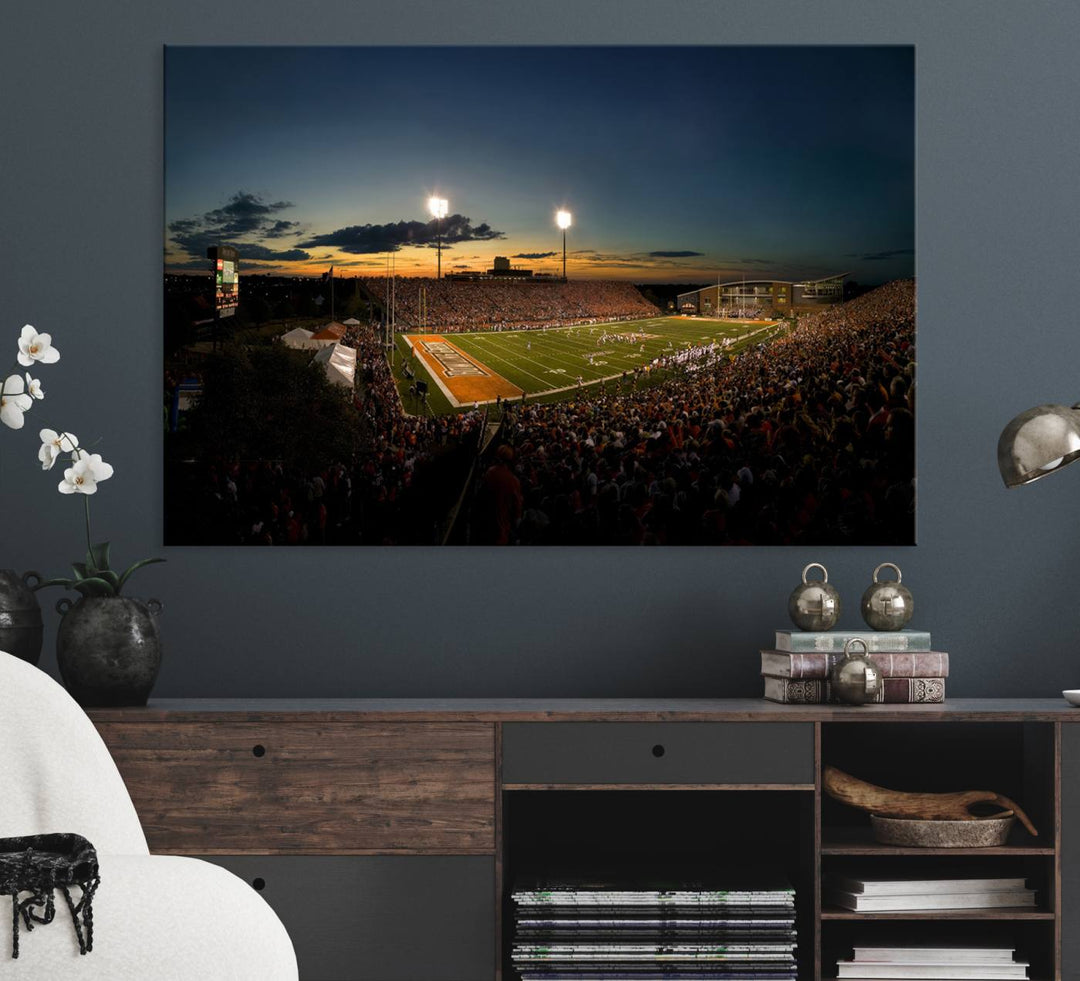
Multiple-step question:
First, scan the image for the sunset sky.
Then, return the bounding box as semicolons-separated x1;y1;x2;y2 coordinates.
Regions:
165;46;914;284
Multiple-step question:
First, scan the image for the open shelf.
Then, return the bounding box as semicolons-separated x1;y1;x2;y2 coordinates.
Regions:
495;718;1066;981
501;788;814;980
817;720;1059;981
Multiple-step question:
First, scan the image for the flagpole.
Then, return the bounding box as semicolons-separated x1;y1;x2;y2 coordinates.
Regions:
330;265;335;322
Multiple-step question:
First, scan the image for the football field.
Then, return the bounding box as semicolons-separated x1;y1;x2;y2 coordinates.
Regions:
396;316;785;415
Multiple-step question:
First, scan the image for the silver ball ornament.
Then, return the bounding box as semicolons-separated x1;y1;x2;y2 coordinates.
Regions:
861;562;914;631
830;638;884;705
787;562;841;631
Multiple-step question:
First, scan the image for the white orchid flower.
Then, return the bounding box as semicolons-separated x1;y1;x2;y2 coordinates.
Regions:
25;373;43;400
38;429;79;470
58;450;114;495
17;325;60;367
0;374;33;430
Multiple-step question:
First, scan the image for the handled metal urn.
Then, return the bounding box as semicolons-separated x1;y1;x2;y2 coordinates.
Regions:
0;570;44;666
55;596;163;707
788;562;841;631
860;562;914;631
830;638;884;705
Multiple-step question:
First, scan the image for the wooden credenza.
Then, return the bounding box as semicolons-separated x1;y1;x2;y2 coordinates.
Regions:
89;699;1080;981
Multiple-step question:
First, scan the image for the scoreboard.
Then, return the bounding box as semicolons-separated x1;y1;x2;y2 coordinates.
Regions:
207;245;239;318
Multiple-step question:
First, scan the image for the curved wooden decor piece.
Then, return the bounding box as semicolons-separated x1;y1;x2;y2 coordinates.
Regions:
823;765;1039;837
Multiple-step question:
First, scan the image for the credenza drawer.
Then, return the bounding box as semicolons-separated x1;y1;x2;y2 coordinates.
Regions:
95;722;495;854
501;722;813;786
207;855;495;981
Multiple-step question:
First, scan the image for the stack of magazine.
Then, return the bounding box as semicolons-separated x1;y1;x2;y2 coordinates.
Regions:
510;876;797;980
836;945;1029;979
824;874;1036;912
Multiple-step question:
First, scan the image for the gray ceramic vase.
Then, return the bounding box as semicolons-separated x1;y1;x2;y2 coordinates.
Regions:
0;570;45;666
55;596;163;707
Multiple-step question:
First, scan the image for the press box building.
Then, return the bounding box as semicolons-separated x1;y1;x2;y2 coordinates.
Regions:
677;273;847;318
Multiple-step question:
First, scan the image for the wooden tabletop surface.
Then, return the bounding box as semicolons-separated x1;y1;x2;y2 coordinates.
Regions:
86;697;1080;723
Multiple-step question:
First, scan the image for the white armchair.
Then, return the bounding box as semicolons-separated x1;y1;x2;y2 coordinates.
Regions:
0;650;298;980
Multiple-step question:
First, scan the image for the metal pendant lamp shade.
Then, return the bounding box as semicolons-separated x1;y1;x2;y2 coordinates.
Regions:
997;403;1080;487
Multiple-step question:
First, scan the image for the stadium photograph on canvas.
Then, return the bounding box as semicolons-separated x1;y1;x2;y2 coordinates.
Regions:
164;46;915;546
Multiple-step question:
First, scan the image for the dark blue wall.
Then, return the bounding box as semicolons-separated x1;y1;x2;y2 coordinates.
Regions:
3;1;1079;698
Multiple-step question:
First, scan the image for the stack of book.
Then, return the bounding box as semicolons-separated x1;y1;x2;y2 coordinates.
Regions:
510;876;798;980
836;945;1029;979
761;629;948;704
824;874;1036;912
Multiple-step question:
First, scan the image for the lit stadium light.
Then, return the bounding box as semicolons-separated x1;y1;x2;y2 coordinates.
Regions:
428;196;449;278
556;209;572;281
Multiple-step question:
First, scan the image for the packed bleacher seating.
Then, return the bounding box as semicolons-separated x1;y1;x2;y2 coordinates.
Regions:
359;277;659;332
468;280;915;545
169;320;485;545
169;279;913;546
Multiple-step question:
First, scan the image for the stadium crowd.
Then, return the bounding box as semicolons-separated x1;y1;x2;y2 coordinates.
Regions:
359;277;659;332
470;280;915;545
170;278;914;547
178;321;485;545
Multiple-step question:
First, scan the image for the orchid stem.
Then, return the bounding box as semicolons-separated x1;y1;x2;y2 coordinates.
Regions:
84;494;93;556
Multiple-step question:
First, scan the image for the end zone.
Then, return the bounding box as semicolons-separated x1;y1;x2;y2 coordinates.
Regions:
403;334;523;407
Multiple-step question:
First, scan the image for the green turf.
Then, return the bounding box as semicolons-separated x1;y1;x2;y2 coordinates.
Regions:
392;316;789;417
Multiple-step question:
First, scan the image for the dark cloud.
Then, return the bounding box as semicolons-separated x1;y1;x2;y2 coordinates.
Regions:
167;191;312;263
848;248;914;261
512;251;558;260
298;214;504;254
200;192;293;237
647;250;704;258
264;219;301;238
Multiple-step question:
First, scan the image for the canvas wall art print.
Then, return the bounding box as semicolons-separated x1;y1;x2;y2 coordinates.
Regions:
164;45;914;546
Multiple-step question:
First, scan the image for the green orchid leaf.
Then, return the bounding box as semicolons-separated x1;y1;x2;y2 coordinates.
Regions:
32;577;77;591
72;577;116;598
87;542;111;575
117;557;166;593
97;569;121;591
71;562;89;580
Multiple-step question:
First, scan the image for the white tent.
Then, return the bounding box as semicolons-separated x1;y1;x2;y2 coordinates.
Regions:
311;342;357;389
279;327;328;350
342;317;361;327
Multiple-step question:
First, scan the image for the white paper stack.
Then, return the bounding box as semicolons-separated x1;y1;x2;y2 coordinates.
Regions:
825;875;1036;912
837;946;1028;979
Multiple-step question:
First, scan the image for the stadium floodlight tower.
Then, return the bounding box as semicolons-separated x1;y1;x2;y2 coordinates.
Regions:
428;195;449;279
556;209;572;281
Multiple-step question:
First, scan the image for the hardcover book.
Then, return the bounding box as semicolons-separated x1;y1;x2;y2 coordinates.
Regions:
837;965;1027;980
851;947;1017;962
825;889;1035;912
830;876;1026;896
760;650;948;680
774;630;931;653
762;676;946;704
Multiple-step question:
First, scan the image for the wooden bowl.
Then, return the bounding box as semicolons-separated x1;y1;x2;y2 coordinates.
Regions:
870;813;1016;848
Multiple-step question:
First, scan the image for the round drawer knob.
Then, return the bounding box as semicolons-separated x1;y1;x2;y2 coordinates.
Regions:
651;744;666;758
252;744;267;758
252;877;266;891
